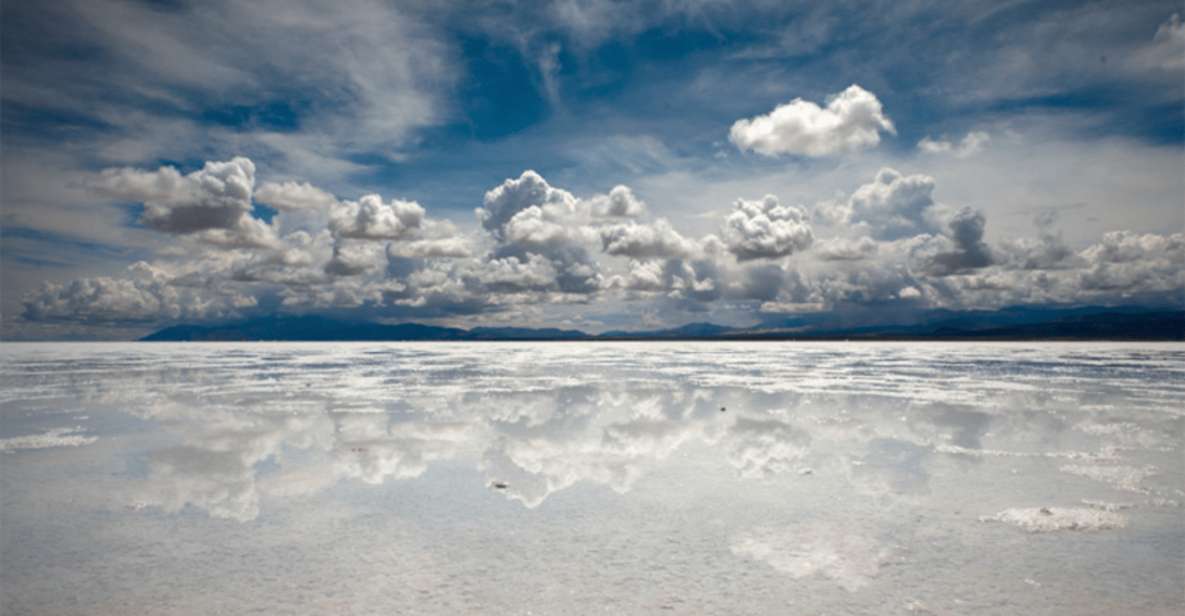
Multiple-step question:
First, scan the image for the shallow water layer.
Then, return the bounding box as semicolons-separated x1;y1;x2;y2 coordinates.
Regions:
1;342;1183;615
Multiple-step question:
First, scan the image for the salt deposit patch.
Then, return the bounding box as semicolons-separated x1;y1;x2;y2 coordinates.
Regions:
980;507;1127;532
730;525;893;591
0;427;97;452
933;443;1113;461
1081;499;1134;512
1059;464;1156;493
1075;420;1166;449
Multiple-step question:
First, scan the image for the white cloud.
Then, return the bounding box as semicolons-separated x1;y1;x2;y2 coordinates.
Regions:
897;286;922;300
468;170;606;296
254;181;338;212
329;195;426;241
1148;13;1185;71
729;85;895;157
94;157;278;248
722;195;813;261
478;170;579;238
387;237;474;259
600;219;698;259
475;254;563;292
17;155;1185;331
589;185;647;218
845;168;941;240
1076;231;1185;293
1000;227;1076;271
917;131;990;158
22;262;256;323
816;236;878;261
324;239;387;277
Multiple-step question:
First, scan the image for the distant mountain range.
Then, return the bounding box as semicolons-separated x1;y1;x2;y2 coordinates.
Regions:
141;305;1184;341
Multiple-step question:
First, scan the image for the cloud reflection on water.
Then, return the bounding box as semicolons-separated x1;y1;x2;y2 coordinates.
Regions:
2;343;1178;521
1;342;1183;607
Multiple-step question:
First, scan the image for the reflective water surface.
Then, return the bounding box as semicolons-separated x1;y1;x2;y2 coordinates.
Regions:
2;342;1183;615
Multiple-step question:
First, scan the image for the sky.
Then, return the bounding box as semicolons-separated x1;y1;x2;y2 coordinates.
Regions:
0;0;1182;339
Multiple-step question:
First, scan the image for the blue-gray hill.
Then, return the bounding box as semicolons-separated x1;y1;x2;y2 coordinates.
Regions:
140;306;1183;341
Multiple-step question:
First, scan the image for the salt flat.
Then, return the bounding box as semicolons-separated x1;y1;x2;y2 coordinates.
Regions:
1;342;1182;615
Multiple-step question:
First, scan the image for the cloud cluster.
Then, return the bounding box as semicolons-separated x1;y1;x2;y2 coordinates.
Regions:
3;3;1182;342
999;212;1076;271
729;85;895;157
17;156;1184;331
96;157;279;249
601;219;698;259
722;195;814;261
841;168;942;240
253;181;338;212
329;195;426;241
589;185;647;218
910;207;995;277
22;262;257;323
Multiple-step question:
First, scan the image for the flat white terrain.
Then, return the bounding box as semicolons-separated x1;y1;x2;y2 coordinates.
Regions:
1;342;1182;614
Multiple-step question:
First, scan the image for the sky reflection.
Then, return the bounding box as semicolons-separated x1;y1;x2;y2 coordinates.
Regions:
2;342;1183;614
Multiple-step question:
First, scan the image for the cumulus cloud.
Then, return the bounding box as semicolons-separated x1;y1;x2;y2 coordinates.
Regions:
722;195;813;261
254;181;338;212
816;236;878;261
477;170;579;238
22;262;256;323
917;131;990;158
600;219;698;259
495;222;601;294
95;158;255;233
729;85;895;157
588;185;647;218
1076;231;1184;294
848;168;938;240
324;240;386;277
502;205;590;250
387;237;474;259
609;254;726;305
329;194;426;240
196;216;282;250
470;170;661;298
920;229;1183;309
18;156;1185;331
911;207;995;276
95;156;278;248
999;212;1076;270
473;254;564;293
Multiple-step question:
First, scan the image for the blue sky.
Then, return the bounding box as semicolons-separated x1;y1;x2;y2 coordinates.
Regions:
1;0;1182;338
